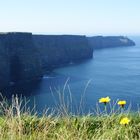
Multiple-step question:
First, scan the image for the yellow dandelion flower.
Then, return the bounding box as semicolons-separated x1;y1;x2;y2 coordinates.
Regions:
118;100;126;108
120;117;130;125
99;96;110;105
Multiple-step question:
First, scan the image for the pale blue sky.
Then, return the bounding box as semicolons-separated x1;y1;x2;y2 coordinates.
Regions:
0;0;140;35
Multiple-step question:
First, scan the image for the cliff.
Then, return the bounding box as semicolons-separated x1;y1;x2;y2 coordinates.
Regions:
88;36;135;49
0;32;43;89
0;34;10;88
0;33;135;89
33;35;93;72
0;33;93;89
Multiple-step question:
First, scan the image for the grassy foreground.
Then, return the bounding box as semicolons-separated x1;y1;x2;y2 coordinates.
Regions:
0;96;140;140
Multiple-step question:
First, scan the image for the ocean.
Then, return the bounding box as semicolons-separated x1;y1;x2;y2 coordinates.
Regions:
4;36;140;114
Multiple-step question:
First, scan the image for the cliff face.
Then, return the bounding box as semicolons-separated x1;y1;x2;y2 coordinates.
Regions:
88;36;135;49
33;35;93;72
0;33;42;89
0;34;10;88
0;33;93;89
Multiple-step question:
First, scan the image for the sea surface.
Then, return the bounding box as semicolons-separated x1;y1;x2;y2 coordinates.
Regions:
4;36;140;114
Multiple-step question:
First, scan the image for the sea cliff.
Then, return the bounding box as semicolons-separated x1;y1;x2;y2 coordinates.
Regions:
0;32;135;89
0;33;93;89
0;32;43;89
33;35;93;72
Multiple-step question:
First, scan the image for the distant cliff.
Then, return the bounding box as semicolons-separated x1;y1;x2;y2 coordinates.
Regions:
33;35;93;72
0;33;135;89
88;36;135;49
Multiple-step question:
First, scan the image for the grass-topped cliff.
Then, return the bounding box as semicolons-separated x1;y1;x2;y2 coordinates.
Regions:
0;95;139;140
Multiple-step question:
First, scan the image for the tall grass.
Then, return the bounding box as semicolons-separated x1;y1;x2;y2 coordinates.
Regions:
0;85;140;139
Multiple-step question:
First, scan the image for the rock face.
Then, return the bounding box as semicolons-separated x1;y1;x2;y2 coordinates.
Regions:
88;36;135;49
0;33;93;89
33;35;93;72
0;34;10;88
0;32;42;89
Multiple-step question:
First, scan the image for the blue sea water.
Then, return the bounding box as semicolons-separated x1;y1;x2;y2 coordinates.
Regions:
6;36;140;114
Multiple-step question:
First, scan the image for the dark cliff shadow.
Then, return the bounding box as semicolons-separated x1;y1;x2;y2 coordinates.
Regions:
10;55;22;82
0;80;42;100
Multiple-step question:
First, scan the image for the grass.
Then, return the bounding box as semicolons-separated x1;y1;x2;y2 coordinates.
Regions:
0;91;140;139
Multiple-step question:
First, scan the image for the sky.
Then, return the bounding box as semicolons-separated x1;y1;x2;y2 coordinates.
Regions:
0;0;140;35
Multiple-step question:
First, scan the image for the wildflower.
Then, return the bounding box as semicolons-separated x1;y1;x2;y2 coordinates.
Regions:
99;96;110;105
120;117;130;125
118;100;126;108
